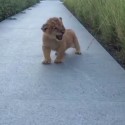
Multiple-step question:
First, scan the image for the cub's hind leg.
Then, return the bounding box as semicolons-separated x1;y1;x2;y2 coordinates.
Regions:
73;35;81;55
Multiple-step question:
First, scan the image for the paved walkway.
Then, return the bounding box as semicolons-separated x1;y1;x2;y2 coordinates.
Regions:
0;0;125;125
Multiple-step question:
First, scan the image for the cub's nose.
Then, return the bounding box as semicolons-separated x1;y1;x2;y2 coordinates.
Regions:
61;29;65;34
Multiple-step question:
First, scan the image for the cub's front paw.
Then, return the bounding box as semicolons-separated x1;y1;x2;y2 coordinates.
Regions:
42;60;51;64
54;59;63;64
75;51;82;55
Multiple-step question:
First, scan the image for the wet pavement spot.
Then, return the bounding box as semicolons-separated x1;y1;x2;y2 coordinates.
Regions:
7;17;17;20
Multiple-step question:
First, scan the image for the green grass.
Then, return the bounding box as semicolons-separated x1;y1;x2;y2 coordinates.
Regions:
64;0;125;65
0;0;40;21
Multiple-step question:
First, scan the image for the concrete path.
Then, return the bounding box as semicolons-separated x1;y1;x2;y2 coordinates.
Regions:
0;0;125;125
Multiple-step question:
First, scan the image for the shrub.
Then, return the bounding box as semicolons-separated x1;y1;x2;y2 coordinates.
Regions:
64;0;125;65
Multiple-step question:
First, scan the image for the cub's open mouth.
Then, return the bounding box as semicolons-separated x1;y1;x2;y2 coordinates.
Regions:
56;35;63;40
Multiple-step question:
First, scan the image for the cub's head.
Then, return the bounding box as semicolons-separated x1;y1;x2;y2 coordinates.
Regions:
41;17;65;40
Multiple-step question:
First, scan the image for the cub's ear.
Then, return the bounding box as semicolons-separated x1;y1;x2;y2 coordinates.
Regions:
41;24;48;32
59;17;62;21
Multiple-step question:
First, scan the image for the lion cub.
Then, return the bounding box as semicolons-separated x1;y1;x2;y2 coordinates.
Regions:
41;17;81;64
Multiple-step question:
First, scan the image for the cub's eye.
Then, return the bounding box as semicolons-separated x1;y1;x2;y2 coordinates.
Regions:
53;27;57;30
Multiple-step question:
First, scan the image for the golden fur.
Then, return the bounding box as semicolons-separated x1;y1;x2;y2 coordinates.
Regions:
41;17;81;64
